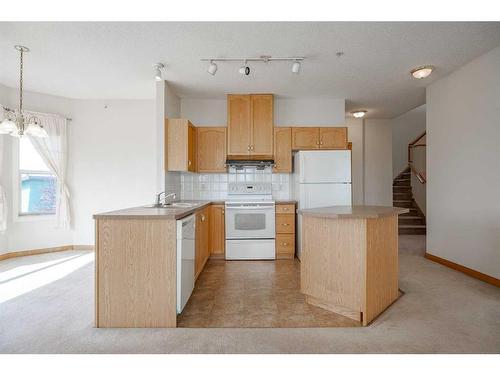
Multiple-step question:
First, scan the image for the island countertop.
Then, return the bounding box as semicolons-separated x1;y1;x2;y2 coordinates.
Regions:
93;201;212;220
299;205;408;219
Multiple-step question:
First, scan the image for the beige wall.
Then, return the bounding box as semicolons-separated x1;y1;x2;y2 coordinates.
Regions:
363;119;393;206
427;45;500;278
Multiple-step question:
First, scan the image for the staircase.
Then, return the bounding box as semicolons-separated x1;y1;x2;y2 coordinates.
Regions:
393;167;426;235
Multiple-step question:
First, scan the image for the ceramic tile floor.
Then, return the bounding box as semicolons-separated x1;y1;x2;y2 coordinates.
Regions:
177;259;361;328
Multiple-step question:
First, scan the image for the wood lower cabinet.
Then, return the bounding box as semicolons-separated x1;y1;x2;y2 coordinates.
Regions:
291;127;348;150
209;204;225;259
196;127;227;172
273;127;292;173
275;203;296;259
195;206;210;280
166;119;196;172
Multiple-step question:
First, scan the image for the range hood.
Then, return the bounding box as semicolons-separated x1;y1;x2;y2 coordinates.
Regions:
226;159;275;170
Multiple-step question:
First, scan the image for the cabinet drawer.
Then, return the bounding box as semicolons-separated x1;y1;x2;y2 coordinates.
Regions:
276;234;295;258
276;214;295;234
276;204;295;214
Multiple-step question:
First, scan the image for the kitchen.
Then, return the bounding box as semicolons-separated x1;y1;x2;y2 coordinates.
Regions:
93;93;405;328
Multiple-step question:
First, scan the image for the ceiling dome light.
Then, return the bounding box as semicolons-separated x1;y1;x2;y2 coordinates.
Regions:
410;65;434;79
291;60;301;74
351;110;367;118
153;63;165;81
207;60;218;76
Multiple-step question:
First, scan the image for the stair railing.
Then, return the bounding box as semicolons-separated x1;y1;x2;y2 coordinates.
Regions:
408;132;426;184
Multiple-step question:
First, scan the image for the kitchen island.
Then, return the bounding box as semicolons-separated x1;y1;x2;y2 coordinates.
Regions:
93;202;211;328
299;205;408;326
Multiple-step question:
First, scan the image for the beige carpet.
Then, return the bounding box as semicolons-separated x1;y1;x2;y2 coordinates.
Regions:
0;235;499;353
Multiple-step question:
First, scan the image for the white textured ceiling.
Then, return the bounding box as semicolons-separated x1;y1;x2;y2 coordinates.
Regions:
1;22;499;118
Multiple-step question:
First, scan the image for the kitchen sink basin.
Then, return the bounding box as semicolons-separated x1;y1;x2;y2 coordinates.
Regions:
143;202;197;209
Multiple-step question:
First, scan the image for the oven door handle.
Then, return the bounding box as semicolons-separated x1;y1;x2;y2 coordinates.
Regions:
225;206;274;210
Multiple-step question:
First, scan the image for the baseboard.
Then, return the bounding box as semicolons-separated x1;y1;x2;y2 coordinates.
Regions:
0;245;95;261
425;252;499;287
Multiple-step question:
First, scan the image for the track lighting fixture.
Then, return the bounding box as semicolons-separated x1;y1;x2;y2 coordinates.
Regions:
153;63;164;81
207;60;218;75
239;60;250;76
201;56;305;76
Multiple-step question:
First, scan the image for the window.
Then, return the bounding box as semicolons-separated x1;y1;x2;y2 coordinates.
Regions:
19;138;57;215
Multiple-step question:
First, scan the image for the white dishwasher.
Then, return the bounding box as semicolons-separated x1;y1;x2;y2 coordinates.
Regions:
176;214;196;314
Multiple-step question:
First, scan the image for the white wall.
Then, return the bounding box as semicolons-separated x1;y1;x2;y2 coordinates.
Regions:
69;99;157;245
0;83;157;250
427;45;500;279
392;104;426;178
180;97;346;126
163;82;182;197
364;119;393;206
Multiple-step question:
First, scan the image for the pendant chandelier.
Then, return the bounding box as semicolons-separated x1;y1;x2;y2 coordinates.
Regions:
0;45;48;138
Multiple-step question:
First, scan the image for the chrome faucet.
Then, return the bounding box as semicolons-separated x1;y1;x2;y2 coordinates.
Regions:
156;191;177;206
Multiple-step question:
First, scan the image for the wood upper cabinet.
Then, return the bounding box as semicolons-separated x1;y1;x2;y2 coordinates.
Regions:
273;127;292;173
227;94;274;158
195;206;210;280
166;119;196;172
291;127;320;149
319;127;348;149
291;127;348;150
250;94;274;157
196;127;227;173
227;95;251;156
209;205;225;258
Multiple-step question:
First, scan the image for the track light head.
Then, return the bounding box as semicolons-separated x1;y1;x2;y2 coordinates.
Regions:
207;60;218;75
351;110;367;118
153;63;165;81
292;60;301;74
239;60;250;76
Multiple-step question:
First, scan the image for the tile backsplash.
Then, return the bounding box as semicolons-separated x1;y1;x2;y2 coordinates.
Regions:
180;168;291;201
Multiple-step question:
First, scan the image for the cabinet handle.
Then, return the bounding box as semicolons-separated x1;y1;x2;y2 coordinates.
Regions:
247;145;250;151
250;145;254;151
282;242;289;246
320;141;323;145
201;215;205;222
282;223;290;226
283;207;289;211
188;160;192;166
316;141;320;145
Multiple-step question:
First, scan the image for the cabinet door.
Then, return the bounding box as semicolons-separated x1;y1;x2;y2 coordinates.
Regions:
250;94;274;157
197;127;227;172
319;127;348;149
227;95;251;156
273;127;292;173
188;123;196;171
209;205;225;258
291;127;320;150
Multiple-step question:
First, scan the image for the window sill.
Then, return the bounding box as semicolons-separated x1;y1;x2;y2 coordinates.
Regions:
14;214;57;223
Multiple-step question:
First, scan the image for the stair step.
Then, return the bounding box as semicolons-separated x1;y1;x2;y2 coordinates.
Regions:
394;200;413;208
393;186;411;192
393;193;412;199
399;227;426;235
393;180;411;186
401;210;420;217
399;217;426;225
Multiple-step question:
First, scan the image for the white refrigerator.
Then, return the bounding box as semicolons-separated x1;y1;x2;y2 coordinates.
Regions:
292;150;352;259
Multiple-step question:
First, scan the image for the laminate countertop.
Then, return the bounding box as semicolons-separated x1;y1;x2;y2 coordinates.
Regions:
299;205;408;219
93;201;212;220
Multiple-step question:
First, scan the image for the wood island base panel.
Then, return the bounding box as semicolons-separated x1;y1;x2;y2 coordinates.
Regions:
299;205;408;326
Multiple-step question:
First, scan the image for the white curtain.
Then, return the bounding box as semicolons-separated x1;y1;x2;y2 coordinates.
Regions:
0;107;7;233
28;112;71;230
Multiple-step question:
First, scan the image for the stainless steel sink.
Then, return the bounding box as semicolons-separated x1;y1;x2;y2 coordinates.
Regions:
143;202;196;209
